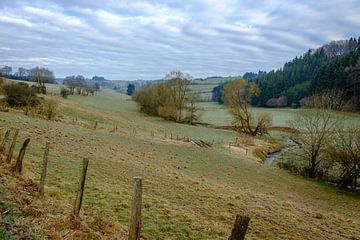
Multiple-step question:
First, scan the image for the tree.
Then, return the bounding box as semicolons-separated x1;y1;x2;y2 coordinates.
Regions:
29;67;55;94
30;66;55;85
63;75;86;94
290;90;341;178
0;66;12;76
127;83;135;96
164;71;193;122
0;76;5;94
16;67;29;77
133;71;200;124
184;92;203;125
211;84;224;103
222;79;271;136
325;125;360;189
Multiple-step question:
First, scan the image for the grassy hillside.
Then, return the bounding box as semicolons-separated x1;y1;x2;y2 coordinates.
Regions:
0;88;359;239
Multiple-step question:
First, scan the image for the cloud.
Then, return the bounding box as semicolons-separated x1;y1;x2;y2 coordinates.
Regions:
0;0;359;80
0;15;33;27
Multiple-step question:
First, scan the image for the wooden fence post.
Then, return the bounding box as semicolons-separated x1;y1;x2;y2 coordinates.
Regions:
38;142;50;196
13;138;30;175
1;129;11;152
128;177;143;240
6;129;19;163
228;214;250;240
73;158;89;217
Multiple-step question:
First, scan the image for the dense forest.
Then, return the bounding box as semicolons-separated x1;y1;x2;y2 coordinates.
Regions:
212;37;360;111
252;37;360;110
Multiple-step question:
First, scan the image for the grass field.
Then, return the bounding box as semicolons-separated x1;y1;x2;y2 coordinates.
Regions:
0;86;360;239
199;102;360;127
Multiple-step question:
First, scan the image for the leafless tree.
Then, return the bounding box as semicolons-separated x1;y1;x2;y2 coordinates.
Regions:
222;79;271;136
290;90;342;178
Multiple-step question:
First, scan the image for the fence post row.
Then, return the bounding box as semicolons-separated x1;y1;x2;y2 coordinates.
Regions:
39;141;50;196
128;177;143;240
6;129;19;163
73;158;89;217
13;138;30;175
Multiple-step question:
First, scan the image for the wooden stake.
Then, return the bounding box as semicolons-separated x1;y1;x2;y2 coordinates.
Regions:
6;129;19;163
73;158;89;217
0;129;10;152
38;142;50;196
13;138;30;175
128;177;143;240
228;215;250;240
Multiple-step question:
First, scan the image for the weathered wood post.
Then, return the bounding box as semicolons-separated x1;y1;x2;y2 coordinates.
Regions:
164;132;167;139
73;158;89;217
13;138;30;175
38;142;50;196
0;129;10;152
228;214;250;240
6;129;19;163
128;177;143;240
94;121;98;129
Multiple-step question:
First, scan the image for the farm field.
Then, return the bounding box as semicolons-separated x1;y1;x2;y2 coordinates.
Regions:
0;88;360;239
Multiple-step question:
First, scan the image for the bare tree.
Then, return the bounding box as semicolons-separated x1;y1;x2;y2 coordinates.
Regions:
290;90;342;178
184;92;203;125
325;125;360;189
222;79;271;136
164;71;193;122
30;67;55;86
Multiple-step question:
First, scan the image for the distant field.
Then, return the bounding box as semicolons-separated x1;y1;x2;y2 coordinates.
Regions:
199;102;360;127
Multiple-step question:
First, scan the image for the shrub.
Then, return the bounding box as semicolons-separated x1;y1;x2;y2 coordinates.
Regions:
37;98;59;120
60;87;70;98
31;84;47;94
3;82;39;107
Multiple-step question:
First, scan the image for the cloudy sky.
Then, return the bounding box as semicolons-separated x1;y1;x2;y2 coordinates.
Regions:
0;0;359;80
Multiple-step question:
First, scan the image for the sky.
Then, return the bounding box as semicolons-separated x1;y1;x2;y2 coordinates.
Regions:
0;0;359;80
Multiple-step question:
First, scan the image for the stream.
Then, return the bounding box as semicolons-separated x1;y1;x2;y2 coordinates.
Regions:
264;138;300;167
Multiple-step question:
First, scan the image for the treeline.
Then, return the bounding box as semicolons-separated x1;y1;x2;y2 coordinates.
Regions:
251;37;360;111
0;66;55;84
211;38;360;111
133;71;202;125
61;75;99;98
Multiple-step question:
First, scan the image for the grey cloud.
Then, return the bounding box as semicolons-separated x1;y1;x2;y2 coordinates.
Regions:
0;0;359;80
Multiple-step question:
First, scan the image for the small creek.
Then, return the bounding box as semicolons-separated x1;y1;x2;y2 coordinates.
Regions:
264;138;300;167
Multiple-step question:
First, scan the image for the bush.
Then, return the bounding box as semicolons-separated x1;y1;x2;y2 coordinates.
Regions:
37;98;59;120
3;82;39;106
31;84;46;94
60;87;70;98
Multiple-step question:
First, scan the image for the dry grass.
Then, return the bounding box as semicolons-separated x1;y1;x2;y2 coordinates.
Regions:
0;90;359;239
